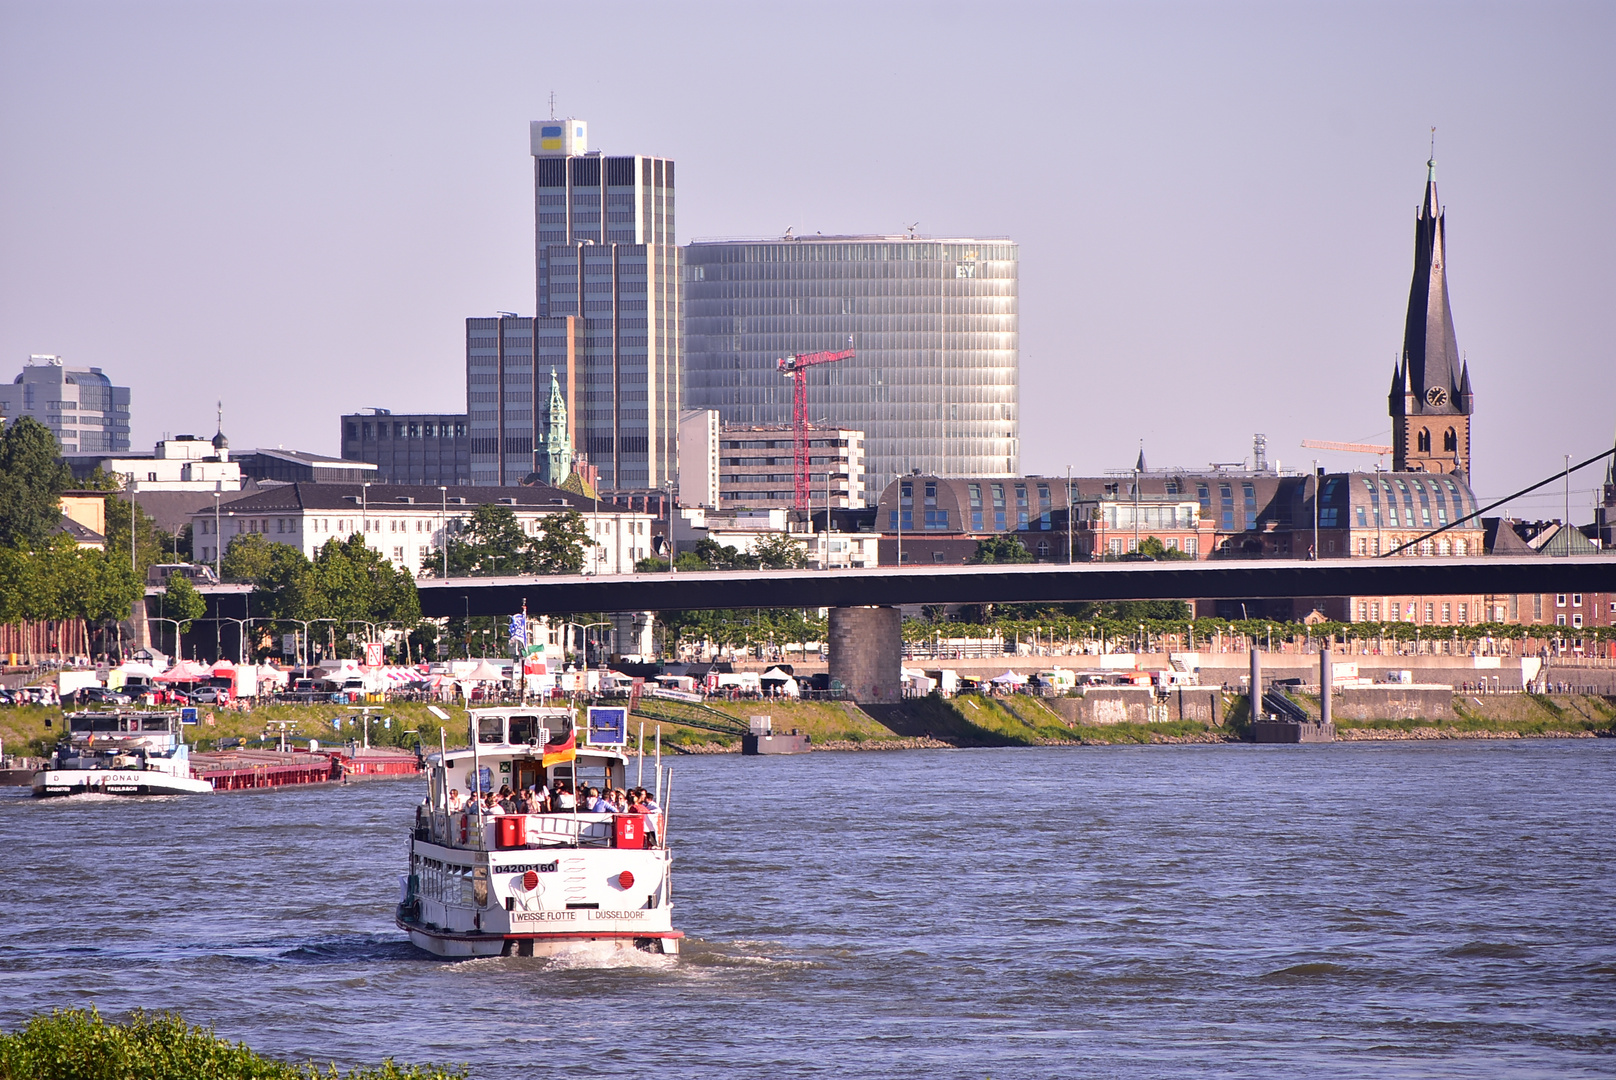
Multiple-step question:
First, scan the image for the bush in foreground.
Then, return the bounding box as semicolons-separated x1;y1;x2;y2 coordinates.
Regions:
0;1008;464;1080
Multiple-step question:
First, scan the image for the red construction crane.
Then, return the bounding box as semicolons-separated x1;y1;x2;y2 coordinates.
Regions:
776;346;855;510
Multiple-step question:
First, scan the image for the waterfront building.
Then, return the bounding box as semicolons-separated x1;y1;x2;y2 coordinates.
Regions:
341;410;470;486
682;234;1019;488
66;432;241;493
0;355;130;453
715;423;866;510
470;118;679;491
672;505;880;570
1389;156;1473;475
188;482;654;577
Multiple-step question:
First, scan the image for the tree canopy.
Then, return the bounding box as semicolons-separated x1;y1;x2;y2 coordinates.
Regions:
968;535;1034;564
427;505;591;577
160;573;207;632
0;416;73;549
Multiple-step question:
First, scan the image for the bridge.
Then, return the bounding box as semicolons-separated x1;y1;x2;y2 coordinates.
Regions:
417;556;1616;702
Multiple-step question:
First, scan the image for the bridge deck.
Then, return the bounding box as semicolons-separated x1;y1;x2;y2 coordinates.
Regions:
416;556;1616;617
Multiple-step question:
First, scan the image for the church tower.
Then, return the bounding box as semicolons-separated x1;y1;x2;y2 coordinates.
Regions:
1389;155;1473;475
539;371;573;486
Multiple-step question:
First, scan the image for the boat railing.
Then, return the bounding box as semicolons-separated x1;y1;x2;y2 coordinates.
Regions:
422;808;664;851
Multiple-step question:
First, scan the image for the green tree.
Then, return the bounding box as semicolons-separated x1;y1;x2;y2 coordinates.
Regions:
305;535;420;629
529;510;590;574
968;535;1034;564
0;416;73;549
1134;535;1194;561
751;532;809;569
161;572;207;633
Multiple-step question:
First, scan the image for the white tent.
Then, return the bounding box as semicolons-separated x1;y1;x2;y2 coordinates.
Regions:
760;666;800;698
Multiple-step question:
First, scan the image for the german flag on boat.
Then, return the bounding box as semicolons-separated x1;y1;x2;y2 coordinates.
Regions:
541;727;575;768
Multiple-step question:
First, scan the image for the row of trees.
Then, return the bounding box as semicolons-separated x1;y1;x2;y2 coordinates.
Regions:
0;418;147;639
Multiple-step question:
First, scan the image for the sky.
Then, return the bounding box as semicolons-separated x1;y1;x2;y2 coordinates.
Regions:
2;1;1612;520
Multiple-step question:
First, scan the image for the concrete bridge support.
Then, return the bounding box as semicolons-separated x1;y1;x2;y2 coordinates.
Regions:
828;606;902;704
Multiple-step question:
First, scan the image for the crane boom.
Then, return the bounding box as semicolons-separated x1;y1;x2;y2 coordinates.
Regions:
1301;439;1394;455
777;348;856;510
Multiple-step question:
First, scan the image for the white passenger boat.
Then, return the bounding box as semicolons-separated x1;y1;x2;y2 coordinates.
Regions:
397;706;681;958
32;711;213;797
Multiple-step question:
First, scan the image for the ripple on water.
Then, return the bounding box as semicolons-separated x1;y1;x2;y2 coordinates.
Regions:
2;741;1615;1079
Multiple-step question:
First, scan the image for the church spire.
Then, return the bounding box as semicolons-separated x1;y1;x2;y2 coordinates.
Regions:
1401;150;1463;412
1391;147;1472;476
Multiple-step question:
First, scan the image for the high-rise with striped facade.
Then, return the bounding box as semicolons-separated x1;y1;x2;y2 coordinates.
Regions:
467;119;680;489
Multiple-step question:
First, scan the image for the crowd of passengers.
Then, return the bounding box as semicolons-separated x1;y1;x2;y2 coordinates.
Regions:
445;781;659;817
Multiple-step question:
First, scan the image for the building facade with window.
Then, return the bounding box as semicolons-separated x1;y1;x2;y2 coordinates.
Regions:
340;409;470;486
188;482;654;578
470;119;679;491
713;424;866;510
0;355;130;453
682;235;1018;489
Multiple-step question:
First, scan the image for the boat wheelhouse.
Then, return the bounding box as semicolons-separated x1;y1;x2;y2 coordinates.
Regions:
397;706;681;958
32;711;213;797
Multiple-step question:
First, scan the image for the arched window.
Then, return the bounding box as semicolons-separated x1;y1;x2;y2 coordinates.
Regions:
1443;428;1457;452
1417;428;1431;453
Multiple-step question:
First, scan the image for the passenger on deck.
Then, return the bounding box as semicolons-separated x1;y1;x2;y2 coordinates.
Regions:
447;788;464;812
496;785;515;813
587;787;615;813
554;782;576;811
512;787;532;814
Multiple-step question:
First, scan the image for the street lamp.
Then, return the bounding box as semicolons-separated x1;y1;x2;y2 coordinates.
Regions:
439;486;449;579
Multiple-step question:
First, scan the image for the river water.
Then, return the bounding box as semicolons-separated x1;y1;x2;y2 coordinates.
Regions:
2;741;1613;1078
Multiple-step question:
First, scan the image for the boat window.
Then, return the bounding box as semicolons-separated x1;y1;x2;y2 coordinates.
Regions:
477;716;505;744
141;718;168;731
507;716;543;744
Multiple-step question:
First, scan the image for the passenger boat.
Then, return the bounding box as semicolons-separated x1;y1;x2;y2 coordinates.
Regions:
397;705;681;958
32;711;214;797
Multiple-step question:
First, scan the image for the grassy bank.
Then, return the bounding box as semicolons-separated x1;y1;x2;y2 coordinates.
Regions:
0;1008;462;1080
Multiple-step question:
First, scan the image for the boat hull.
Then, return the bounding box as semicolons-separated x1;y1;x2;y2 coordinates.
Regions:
31;769;215;797
397;915;681;958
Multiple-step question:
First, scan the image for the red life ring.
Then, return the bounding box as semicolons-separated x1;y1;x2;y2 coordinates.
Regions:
459;815;468;844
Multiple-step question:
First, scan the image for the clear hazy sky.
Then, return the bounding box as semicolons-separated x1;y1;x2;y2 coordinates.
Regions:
2;1;1611;519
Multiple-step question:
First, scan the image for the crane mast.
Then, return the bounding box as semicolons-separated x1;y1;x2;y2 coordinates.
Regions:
776;348;855;510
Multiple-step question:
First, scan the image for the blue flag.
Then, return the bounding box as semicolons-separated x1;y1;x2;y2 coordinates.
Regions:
508;613;527;644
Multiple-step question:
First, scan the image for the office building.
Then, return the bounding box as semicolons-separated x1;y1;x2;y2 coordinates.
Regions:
188;482;654;578
0;355;130;453
341;409;470;486
682;235;1018;488
235;448;377;485
470;118;680;490
715;424;866;510
677;409;720;508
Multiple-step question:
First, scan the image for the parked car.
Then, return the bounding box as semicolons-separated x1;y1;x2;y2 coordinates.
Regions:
188;687;231;704
73;686;132;706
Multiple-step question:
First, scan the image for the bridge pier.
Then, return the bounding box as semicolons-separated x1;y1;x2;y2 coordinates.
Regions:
828;606;902;704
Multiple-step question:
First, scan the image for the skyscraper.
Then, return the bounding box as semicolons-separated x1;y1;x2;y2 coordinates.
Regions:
682;235;1018;489
528;118;679;492
0;355;130;453
1389;156;1473;476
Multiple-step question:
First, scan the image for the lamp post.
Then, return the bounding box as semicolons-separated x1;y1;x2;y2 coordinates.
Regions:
894;474;903;568
1311;458;1319;560
439;486;449;579
149;617;185;661
665;479;676;575
1066;465;1073;565
212;491;222;579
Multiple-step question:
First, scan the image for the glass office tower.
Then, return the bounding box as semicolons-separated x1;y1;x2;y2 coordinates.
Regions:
468;119;680;489
682;236;1018;488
